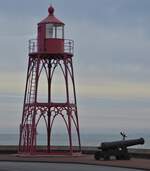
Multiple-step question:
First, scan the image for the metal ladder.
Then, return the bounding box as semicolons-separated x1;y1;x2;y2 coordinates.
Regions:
28;62;37;104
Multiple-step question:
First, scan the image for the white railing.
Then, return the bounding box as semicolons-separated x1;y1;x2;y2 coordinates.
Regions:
29;39;37;53
29;39;74;54
64;39;74;54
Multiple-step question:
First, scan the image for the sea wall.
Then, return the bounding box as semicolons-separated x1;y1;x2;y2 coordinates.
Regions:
0;145;150;159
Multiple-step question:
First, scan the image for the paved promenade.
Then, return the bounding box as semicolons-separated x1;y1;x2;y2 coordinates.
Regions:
0;161;144;171
0;154;149;170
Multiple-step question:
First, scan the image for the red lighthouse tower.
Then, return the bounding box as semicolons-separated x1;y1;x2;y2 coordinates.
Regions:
19;6;81;154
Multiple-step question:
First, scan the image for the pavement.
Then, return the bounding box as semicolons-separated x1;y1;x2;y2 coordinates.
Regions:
0;154;149;170
0;161;144;171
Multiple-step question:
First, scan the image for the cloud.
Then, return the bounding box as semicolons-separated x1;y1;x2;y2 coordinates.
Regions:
77;82;150;99
67;19;150;85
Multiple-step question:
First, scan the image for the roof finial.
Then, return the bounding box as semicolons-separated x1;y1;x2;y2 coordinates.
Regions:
48;4;54;16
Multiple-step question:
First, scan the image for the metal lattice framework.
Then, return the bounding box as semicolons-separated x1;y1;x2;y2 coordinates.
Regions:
19;53;81;154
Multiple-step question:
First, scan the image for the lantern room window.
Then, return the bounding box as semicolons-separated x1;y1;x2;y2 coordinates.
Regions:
56;26;64;39
46;24;54;38
46;24;64;39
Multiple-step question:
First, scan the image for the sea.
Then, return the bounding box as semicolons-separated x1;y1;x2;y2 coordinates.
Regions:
0;133;150;149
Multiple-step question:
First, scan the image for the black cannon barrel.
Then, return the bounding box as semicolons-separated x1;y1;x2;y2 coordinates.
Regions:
101;138;144;150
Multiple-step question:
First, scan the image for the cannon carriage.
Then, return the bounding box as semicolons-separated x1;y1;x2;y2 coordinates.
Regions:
94;138;144;160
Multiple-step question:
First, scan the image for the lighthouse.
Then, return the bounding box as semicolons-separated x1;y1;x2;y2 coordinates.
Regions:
19;5;81;154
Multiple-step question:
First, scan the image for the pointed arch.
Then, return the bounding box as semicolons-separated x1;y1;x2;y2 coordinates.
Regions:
50;60;67;102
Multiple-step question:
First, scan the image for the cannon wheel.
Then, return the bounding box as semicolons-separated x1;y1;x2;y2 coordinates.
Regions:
104;154;110;160
123;153;130;160
94;151;101;160
116;155;122;160
116;153;130;160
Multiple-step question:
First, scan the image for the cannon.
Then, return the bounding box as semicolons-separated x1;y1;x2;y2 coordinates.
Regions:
94;138;144;160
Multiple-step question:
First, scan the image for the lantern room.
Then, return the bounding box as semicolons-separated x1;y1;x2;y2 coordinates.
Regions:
29;6;74;55
37;6;65;53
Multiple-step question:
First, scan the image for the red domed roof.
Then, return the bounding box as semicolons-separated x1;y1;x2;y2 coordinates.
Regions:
39;6;64;25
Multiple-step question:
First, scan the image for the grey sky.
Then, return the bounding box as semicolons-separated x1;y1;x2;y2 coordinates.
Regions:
0;0;150;135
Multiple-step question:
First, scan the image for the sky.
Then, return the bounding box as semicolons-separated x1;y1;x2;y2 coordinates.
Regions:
0;0;150;137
